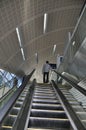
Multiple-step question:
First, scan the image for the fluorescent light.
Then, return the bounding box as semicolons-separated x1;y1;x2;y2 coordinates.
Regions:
16;27;25;61
35;53;38;64
35;53;37;57
21;48;25;61
43;13;48;33
53;44;56;54
16;27;22;48
72;41;75;46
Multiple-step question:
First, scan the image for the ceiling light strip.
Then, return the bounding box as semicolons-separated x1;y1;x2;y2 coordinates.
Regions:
16;27;25;61
53;44;56;54
16;27;22;48
21;48;25;61
43;13;48;33
35;53;38;64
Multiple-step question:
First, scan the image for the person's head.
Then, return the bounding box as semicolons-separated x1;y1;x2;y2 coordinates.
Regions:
46;61;49;64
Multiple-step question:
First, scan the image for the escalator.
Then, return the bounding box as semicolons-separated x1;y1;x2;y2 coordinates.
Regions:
0;84;31;130
0;81;86;130
28;83;71;130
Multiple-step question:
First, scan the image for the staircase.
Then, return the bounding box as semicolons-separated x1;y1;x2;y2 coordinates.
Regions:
1;82;86;130
28;83;72;130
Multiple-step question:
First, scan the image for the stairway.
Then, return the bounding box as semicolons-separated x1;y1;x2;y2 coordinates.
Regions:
1;82;86;130
28;83;72;130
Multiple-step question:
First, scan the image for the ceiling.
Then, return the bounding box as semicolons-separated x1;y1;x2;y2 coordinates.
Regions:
0;0;85;82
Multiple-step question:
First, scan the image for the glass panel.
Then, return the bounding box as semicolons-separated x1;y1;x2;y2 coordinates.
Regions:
5;72;12;80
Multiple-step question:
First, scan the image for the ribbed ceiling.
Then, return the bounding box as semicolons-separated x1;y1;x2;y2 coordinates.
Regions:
0;0;85;82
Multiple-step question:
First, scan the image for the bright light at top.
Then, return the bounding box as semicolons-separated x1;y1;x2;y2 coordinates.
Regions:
72;41;75;46
16;27;22;48
53;44;56;54
21;48;25;61
43;13;48;33
16;27;25;61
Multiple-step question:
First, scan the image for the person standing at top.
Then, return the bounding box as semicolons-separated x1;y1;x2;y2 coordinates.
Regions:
42;61;51;83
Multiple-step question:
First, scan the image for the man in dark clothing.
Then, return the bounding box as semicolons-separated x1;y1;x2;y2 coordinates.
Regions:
42;61;51;83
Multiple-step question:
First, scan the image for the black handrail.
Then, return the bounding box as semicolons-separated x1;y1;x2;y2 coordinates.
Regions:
52;80;85;130
0;69;35;124
53;70;86;96
13;79;36;130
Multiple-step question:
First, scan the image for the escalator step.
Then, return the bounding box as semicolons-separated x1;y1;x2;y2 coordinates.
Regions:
27;128;70;130
33;99;59;104
31;109;67;118
32;103;63;110
28;117;70;129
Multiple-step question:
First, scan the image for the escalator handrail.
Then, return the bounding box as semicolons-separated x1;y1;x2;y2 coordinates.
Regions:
13;79;36;130
0;69;35;124
0;86;16;102
53;70;86;96
52;80;86;130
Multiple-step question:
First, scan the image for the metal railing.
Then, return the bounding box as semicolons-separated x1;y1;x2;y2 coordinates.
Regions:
52;80;85;130
13;79;36;130
0;69;35;124
53;70;86;96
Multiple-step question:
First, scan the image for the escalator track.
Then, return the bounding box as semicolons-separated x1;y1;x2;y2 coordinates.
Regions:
27;83;71;130
0;81;86;130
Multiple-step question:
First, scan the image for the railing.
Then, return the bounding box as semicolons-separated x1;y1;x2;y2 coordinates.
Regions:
0;69;35;124
53;70;86;96
13;79;36;130
0;86;16;109
52;80;85;130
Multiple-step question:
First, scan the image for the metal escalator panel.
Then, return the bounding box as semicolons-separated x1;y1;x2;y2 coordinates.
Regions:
1;82;85;130
28;84;72;130
0;84;31;130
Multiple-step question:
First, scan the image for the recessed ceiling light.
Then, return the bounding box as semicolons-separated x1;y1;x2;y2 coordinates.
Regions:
16;27;22;48
16;27;25;61
72;41;75;46
35;53;38;64
53;44;56;54
43;13;48;33
21;48;25;61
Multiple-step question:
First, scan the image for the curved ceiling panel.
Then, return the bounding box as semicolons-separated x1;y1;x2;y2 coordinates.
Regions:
0;0;85;80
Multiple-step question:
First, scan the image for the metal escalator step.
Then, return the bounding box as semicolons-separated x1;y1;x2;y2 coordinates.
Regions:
10;108;19;115
1;126;12;130
9;114;17;117
34;93;55;96
34;90;54;93
33;99;59;104
16;101;23;104
33;95;56;99
34;91;54;94
1;116;16;127
35;88;53;91
76;112;86;120
33;97;57;101
28;117;70;129
14;102;22;107
13;106;21;109
31;109;67;118
68;101;80;105
27;128;70;130
72;105;85;112
32;103;63;110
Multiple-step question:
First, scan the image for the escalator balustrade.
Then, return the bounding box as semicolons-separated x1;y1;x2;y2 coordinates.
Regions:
0;83;86;130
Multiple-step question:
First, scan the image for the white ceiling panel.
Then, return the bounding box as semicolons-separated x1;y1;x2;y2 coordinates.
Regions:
0;0;85;81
